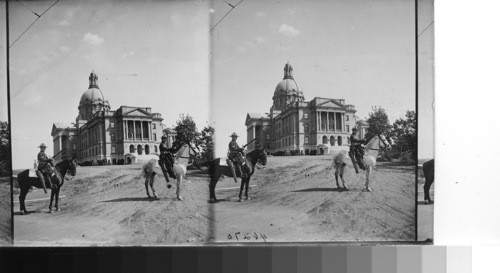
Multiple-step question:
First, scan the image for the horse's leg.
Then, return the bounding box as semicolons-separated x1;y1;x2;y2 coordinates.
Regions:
144;175;151;198
238;176;245;202
334;164;341;188
365;166;372;191
340;163;348;190
49;189;55;213
176;175;182;201
209;169;221;203
19;187;29;214
55;187;61;211
244;177;250;200
150;172;158;199
424;179;433;203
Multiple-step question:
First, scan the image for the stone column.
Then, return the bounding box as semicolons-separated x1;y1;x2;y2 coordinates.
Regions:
140;121;144;140
59;134;63;157
133;121;136;140
326;112;330;132
342;113;345;132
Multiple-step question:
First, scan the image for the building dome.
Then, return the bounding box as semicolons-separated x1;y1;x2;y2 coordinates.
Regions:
78;71;110;120
272;62;305;108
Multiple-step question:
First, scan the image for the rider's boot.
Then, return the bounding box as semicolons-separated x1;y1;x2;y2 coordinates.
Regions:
36;171;48;194
236;163;246;178
227;160;238;183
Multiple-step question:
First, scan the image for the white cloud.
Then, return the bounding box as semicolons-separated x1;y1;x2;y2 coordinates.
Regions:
57;20;70;26
121;51;135;59
59;46;70;53
255;11;266;18
171;14;183;26
82;32;104;46
255;36;266;45
278;24;300;37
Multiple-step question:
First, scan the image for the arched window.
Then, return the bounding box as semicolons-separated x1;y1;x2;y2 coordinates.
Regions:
129;144;135;153
346;115;349;121
145;144;150;155
154;145;158;153
137;145;143;155
330;136;335;146
111;145;116;154
337;136;343;146
304;136;309;144
322;135;328;144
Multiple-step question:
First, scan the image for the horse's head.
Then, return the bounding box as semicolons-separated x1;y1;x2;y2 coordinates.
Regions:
66;156;77;176
378;134;391;150
257;148;267;166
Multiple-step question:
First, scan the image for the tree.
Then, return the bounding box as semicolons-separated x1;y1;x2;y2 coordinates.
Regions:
172;114;200;149
0;121;11;176
365;106;392;141
391;110;416;162
196;125;215;167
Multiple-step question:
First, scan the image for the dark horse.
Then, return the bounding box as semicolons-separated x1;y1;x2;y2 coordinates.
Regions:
209;148;267;203
17;157;77;214
422;159;434;204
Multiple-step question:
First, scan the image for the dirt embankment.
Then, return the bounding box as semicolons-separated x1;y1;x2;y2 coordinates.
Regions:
0;177;12;245
14;164;210;246
212;155;415;242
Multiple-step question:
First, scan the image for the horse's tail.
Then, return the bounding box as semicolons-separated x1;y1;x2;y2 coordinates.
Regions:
16;170;30;191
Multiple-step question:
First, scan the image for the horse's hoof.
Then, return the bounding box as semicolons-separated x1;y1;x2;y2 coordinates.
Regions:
177;196;183;201
238;198;243;202
343;187;349;191
56;208;61;212
167;184;172;189
365;187;372;192
49;210;53;214
209;198;219;204
245;196;251;201
425;199;433;204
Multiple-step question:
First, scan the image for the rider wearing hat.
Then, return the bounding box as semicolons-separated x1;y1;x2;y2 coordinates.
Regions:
159;135;176;179
349;127;366;171
36;143;54;194
228;132;246;181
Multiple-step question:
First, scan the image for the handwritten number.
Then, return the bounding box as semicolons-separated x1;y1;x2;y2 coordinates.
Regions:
228;234;232;240
260;234;267;243
254;232;259;240
235;232;240;241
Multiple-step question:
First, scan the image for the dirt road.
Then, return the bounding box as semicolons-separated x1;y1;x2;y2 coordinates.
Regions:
0;177;12;245
13;164;210;246
212;155;415;242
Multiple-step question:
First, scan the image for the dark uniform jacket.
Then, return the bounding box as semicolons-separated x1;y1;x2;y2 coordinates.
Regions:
37;151;52;172
349;133;364;153
228;140;242;159
159;142;175;164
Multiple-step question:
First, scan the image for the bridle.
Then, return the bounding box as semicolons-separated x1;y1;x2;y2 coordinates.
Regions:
176;143;198;160
367;135;389;151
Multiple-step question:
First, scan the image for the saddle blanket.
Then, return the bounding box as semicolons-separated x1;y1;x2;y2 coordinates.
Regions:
219;157;229;166
28;169;38;178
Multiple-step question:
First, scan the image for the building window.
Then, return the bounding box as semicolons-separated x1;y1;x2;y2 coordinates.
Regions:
111;145;116;154
304;136;309;144
304;113;309;119
110;122;115;128
153;133;157;141
304;124;309;132
154;145;158;153
346;125;349;132
130;145;135;153
111;133;115;141
153;123;156;129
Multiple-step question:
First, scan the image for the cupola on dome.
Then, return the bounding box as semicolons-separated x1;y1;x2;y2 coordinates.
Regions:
273;62;305;108
78;71;110;120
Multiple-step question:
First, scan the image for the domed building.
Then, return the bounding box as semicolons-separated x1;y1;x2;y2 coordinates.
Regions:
245;62;367;155
51;71;168;164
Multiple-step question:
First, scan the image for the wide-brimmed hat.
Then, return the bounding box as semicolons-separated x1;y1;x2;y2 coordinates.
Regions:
39;143;47;148
161;135;168;140
230;132;238;138
352;127;359;131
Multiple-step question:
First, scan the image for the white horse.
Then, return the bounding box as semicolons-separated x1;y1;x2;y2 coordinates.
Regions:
331;134;390;192
142;143;198;200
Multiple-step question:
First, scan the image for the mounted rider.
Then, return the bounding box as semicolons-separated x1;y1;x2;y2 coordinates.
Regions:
227;132;247;182
349;127;366;171
159;135;176;180
35;143;55;194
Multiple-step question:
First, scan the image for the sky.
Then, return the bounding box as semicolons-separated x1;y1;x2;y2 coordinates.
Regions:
211;0;418;157
1;4;7;122
8;0;210;169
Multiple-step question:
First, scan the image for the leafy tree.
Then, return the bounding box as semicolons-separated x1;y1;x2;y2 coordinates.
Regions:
172;114;200;149
364;106;392;141
0;121;11;176
196;125;215;167
391;110;416;162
